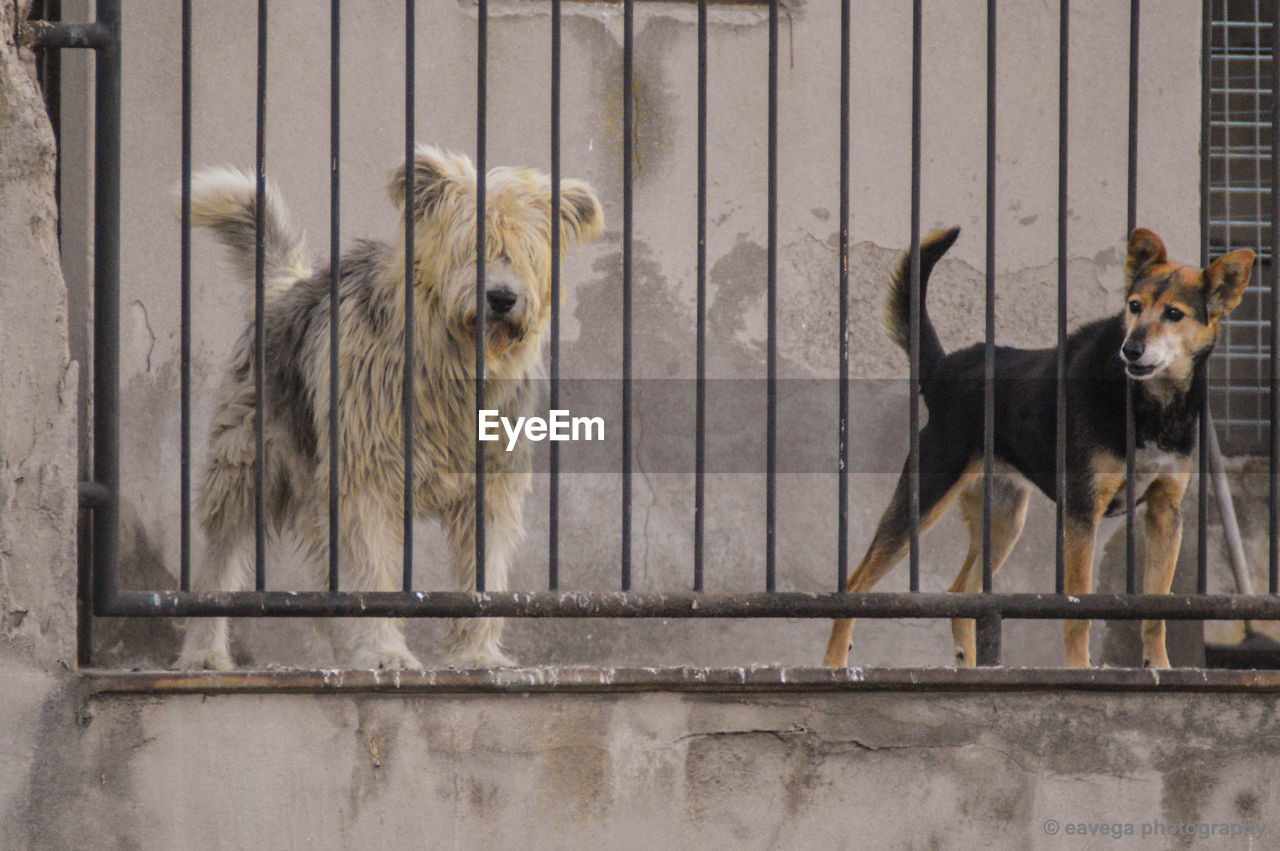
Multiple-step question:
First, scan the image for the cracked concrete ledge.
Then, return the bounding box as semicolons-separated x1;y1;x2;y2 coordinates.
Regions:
80;665;1280;695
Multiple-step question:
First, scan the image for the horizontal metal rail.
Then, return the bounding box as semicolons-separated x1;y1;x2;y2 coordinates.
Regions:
97;590;1280;621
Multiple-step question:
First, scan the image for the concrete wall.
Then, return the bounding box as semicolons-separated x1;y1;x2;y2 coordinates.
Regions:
9;1;1280;847
0;0;78;673
11;685;1280;850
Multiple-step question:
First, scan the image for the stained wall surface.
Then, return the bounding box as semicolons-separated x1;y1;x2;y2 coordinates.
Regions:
10;3;1278;847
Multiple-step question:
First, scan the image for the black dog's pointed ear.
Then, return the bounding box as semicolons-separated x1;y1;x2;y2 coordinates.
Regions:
557;180;604;248
388;145;475;221
1125;228;1168;289
1205;248;1255;317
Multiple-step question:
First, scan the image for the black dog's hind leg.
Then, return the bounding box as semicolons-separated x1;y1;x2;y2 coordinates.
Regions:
824;425;978;668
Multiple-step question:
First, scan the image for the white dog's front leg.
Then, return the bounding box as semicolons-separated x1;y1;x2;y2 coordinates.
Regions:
177;534;253;670
329;617;422;671
440;486;524;668
326;503;423;671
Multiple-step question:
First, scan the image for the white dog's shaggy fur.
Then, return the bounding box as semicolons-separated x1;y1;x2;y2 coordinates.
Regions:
176;146;603;670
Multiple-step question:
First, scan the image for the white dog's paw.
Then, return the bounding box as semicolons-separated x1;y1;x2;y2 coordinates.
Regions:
446;646;516;669
176;646;235;671
177;618;235;671
441;618;514;668
349;647;424;671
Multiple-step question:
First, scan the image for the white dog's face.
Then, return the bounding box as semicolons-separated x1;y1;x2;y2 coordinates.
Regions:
389;146;603;369
439;254;538;357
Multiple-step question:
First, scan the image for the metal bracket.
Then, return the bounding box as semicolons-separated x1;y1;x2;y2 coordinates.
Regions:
19;19;111;50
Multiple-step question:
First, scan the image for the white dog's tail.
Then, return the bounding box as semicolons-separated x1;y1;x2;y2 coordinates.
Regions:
188;167;312;303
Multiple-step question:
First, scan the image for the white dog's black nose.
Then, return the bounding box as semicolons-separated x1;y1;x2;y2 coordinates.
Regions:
1121;340;1145;362
486;288;517;317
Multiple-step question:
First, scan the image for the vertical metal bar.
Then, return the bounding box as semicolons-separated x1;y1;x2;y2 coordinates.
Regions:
31;1;42;79
329;0;341;593
1125;345;1137;586
1196;382;1210;592
1055;0;1069;595
908;0;922;592
1198;0;1212;596
1127;0;1140;235
1222;5;1236;440
766;0;778;592
91;0;121;612
549;0;562;591
976;1;1002;670
179;0;192;592
77;511;92;666
253;0;268;592
1124;0;1139;596
1249;1;1259;450
1271;0;1280;594
475;0;488;591
837;0;851;593
44;0;63;242
975;610;1001;667
1201;0;1211;350
694;0;707;592
982;0;996;595
402;0;416;592
621;0;633;591
70;0;90;662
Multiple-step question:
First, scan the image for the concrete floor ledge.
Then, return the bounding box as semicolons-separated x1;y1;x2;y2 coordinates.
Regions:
79;665;1280;695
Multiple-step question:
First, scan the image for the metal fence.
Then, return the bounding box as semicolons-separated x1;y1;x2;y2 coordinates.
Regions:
26;0;1280;669
1210;0;1278;454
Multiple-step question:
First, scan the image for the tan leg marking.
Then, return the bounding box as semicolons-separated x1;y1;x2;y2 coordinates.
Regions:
949;481;1031;668
1062;457;1125;668
1139;470;1191;669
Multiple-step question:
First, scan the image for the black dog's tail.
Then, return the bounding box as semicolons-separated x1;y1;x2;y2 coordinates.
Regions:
884;226;960;381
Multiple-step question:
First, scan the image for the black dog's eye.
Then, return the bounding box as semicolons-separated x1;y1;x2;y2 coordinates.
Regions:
1128;300;1142;315
1163;306;1185;323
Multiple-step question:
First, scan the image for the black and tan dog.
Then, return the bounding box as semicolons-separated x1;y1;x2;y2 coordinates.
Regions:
824;227;1254;669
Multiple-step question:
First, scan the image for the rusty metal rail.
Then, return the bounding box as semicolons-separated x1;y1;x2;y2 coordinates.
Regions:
79;666;1280;695
98;589;1280;621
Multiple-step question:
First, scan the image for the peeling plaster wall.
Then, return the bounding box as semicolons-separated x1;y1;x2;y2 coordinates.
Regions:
0;0;77;671
0;0;82;839
6;2;1280;847
8;688;1280;849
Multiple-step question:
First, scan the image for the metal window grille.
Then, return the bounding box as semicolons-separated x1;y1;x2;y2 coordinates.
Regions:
25;0;1280;673
1210;0;1277;454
